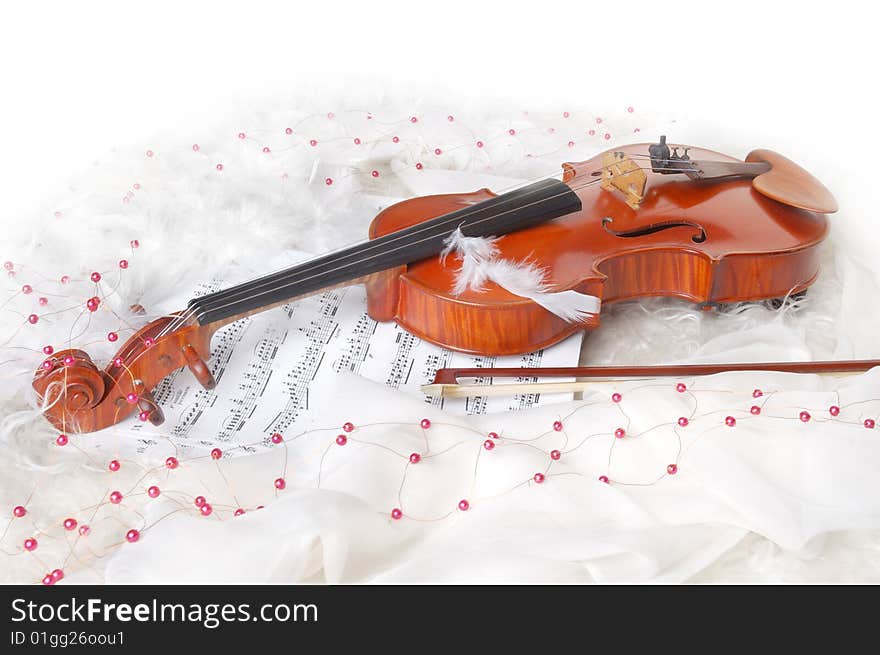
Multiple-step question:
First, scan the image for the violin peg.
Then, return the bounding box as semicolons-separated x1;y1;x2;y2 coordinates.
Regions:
182;344;216;390
136;389;165;426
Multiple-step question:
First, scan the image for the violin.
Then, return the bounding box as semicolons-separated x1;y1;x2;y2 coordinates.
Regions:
33;137;837;433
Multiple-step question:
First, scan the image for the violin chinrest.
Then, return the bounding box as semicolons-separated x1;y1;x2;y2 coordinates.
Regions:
746;149;838;214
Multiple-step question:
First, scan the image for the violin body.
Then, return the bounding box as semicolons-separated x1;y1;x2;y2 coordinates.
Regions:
365;144;831;355
33;139;836;434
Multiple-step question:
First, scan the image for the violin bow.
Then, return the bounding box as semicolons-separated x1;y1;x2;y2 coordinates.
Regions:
421;360;880;399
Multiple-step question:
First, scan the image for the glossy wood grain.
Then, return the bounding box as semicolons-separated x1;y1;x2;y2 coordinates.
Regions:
366;144;830;355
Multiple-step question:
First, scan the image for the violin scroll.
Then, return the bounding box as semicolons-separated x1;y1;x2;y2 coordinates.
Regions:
32;314;215;434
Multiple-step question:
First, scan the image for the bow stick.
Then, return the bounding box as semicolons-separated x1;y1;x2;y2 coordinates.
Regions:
421;360;880;399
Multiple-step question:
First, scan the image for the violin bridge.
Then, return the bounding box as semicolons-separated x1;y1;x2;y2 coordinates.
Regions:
601;151;647;210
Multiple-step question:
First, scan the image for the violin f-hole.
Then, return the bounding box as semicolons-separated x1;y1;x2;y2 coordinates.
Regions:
182;344;216;390
602;217;707;243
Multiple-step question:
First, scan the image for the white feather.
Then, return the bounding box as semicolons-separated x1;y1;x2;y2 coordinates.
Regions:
441;228;601;321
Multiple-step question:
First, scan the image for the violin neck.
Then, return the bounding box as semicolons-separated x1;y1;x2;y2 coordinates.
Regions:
187;178;582;329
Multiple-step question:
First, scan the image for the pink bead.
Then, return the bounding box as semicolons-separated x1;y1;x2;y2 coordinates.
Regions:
63;517;77;531
41;360;54;370
27;314;38;324
596;117;603;124
109;491;123;504
568;141;575;148
200;504;213;516
108;459;120;472
799;411;811;423
24;538;38;551
604;133;611;140
409;453;421;464
753;389;763;398
327;112;334;119
447;115;454;122
325;177;333;186
676;382;687;393
90;271;102;283
415;163;423;170
147;485;160;498
192;144;200;151
2;261;12;271
234;508;245;517
285;127;293;135
133;183;141;190
194;496;206;508
627;106;634;113
410;116;418;123
420;418;431;429
42;574;54;586
476;140;484;148
336;434;348;446
750;405;761;415
434;148;442;155
563;111;570;118
78;524;90;536
51;568;64;582
392;136;400;143
553;420;563;432
274;477;286;490
391;508;403;520
42;345;54;355
61;275;70;284
119;259;129;269
86;297;99;312
353;137;361;145
342;422;354;432
21;284;32;294
130;239;140;249
611;392;622;403
126;529;140;543
63;355;75;366
38;297;48;306
725;416;737;427
550;449;561;460
508;129;516;136
114;358;124;368
146;150;154;158
271;432;283;444
143;337;155;347
56;433;68;446
371;170;380;178
678;417;689;427
533;473;545;484
483;439;495;451
667;463;678;475
865;419;876;429
13;505;26;518
457;499;470;511
237;132;246;139
126;393;138;404
210;448;222;460
107;331;118;342
598;475;609;484
614;428;626;439
488;431;499;440
138;410;150;422
309;139;317;147
262;147;270;153
216;163;224;171
829;405;841;417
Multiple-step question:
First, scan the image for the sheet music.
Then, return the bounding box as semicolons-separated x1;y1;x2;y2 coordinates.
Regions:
118;252;584;456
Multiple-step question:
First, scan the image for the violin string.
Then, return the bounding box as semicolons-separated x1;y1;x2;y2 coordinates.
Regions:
178;175;614;328
156;158;709;339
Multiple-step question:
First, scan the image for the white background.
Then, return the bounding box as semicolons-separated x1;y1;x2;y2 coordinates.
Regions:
1;0;877;257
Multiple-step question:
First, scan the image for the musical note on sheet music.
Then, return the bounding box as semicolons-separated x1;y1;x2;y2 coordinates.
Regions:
116;252;584;455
